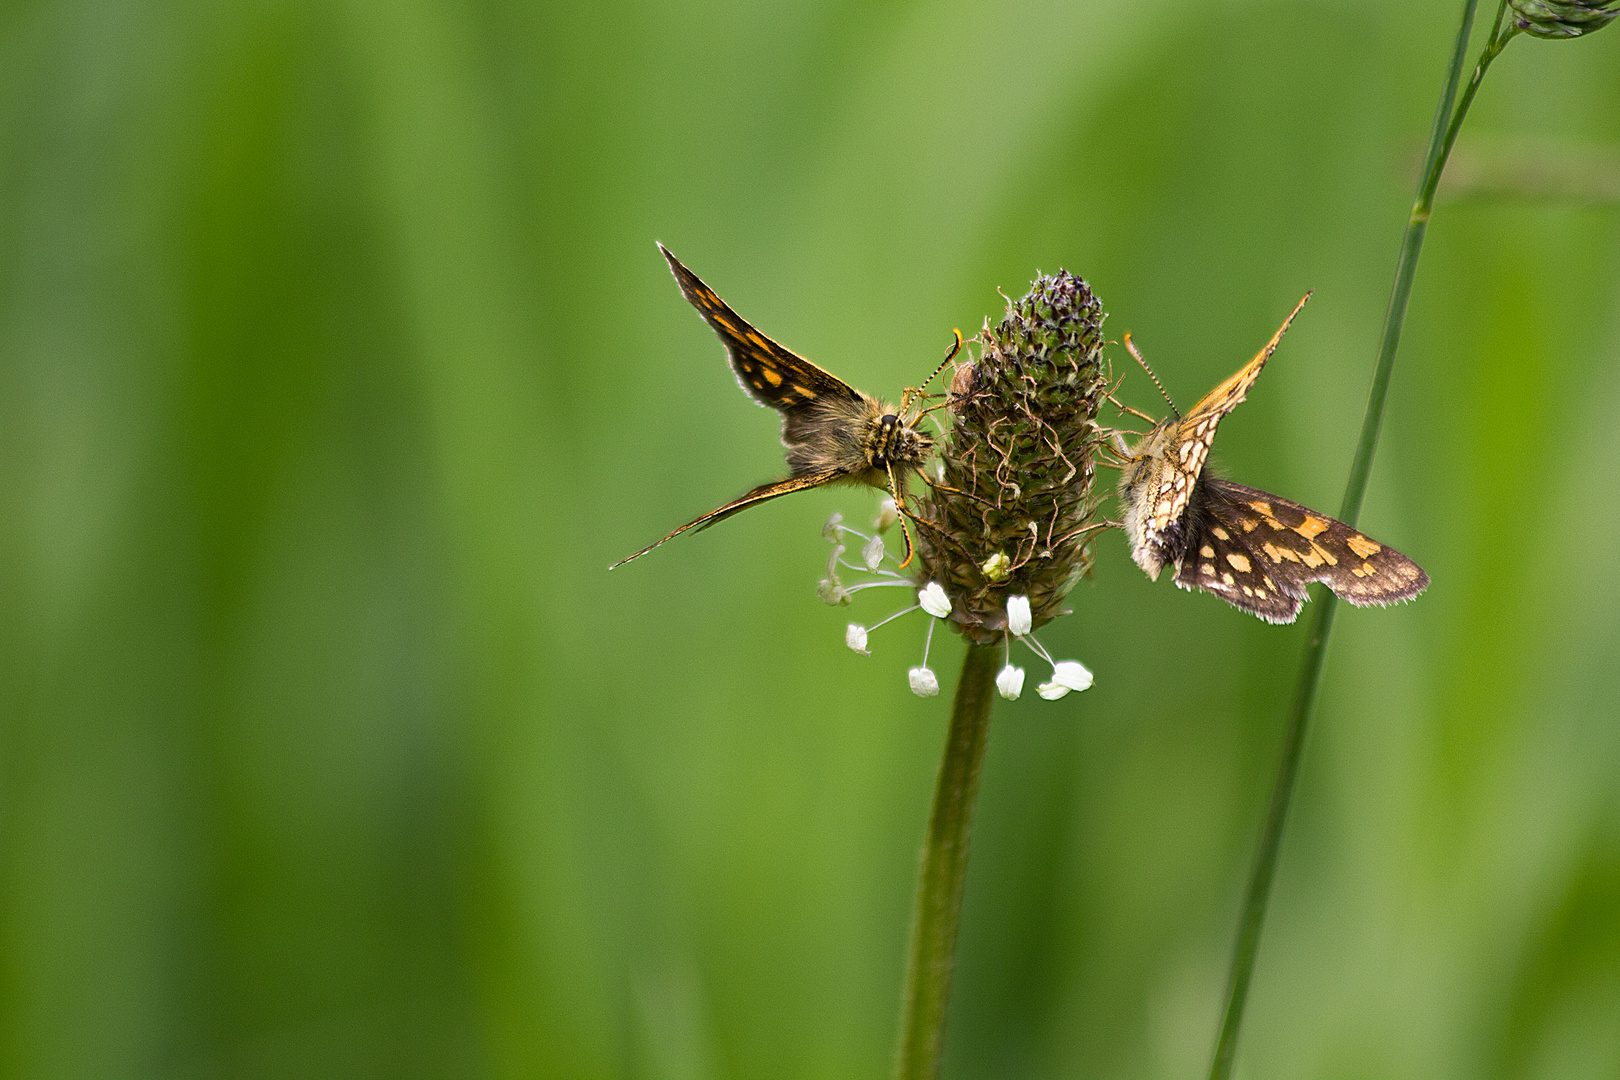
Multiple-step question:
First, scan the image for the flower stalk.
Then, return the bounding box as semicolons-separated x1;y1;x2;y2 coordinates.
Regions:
895;641;1000;1080
1208;4;1522;1077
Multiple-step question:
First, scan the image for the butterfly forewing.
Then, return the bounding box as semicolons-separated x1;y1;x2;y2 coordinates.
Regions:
659;244;864;415
1173;478;1429;623
613;247;928;569
1139;294;1313;557
1182;293;1311;425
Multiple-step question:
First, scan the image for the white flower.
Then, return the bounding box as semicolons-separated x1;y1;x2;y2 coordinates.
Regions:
909;666;940;697
874;498;898;532
1036;679;1070;700
818;579;850;605
918;582;952;619
818;543;850;605
1006;595;1032;636
861;534;885;570
1051;660;1093;692
1037;660;1093;698
846;624;870;654
996;664;1025;700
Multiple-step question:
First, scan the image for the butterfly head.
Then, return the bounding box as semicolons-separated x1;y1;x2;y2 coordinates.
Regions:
864;409;933;470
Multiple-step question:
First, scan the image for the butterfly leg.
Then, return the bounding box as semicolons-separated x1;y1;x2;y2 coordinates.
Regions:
910;398;957;420
1106;392;1160;426
897;501;978;562
1052;519;1121;546
912;466;997;509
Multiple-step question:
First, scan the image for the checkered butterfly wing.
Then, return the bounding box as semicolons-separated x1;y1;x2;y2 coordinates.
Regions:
1175;478;1430;624
659;244;868;446
1137;295;1311;558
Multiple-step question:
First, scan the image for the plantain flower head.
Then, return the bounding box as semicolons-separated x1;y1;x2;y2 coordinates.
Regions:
913;271;1110;644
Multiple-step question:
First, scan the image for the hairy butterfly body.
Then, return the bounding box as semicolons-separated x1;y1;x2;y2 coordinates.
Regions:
611;245;937;569
1117;296;1428;624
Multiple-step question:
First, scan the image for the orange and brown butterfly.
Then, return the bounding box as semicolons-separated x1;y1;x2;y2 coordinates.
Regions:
1114;295;1428;624
610;244;956;570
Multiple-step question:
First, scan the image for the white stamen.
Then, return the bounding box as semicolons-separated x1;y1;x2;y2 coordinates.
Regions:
1007;595;1032;636
1021;633;1055;666
997;665;1025;700
1050;660;1092;692
908;666;939;697
1036;658;1093;701
822;513;844;542
918;582;952;619
862;534;885;570
874;498;898;532
846;624;870;654
844;580;918;594
818;543;850;605
921;610;937;667
817;579;850;605
867;604;920;634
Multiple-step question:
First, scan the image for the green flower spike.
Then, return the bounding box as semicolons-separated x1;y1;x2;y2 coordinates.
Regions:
1510;0;1618;36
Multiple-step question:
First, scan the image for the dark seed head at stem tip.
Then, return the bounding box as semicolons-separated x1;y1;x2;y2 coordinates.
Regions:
912;272;1109;644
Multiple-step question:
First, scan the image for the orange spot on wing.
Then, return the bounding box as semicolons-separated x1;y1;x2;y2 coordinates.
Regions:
1294;516;1329;540
1347;535;1381;559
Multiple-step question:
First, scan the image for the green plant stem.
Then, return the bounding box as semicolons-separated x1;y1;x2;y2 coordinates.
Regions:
895;641;1000;1080
1207;5;1515;1079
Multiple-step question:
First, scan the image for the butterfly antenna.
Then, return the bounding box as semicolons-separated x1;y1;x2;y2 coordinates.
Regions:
903;329;964;414
1124;332;1179;420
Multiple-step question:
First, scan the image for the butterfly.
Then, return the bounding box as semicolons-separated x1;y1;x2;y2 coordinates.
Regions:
611;245;955;570
1115;295;1429;624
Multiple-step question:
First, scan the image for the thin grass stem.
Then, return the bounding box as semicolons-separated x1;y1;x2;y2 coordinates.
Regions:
1207;4;1513;1078
895;641;1000;1080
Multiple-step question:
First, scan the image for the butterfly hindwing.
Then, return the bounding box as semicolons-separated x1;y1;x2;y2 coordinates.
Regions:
1174;477;1429;623
659;244;865;416
1173;509;1306;624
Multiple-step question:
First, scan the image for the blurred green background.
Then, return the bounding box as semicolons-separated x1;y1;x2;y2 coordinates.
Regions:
3;1;1619;1077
